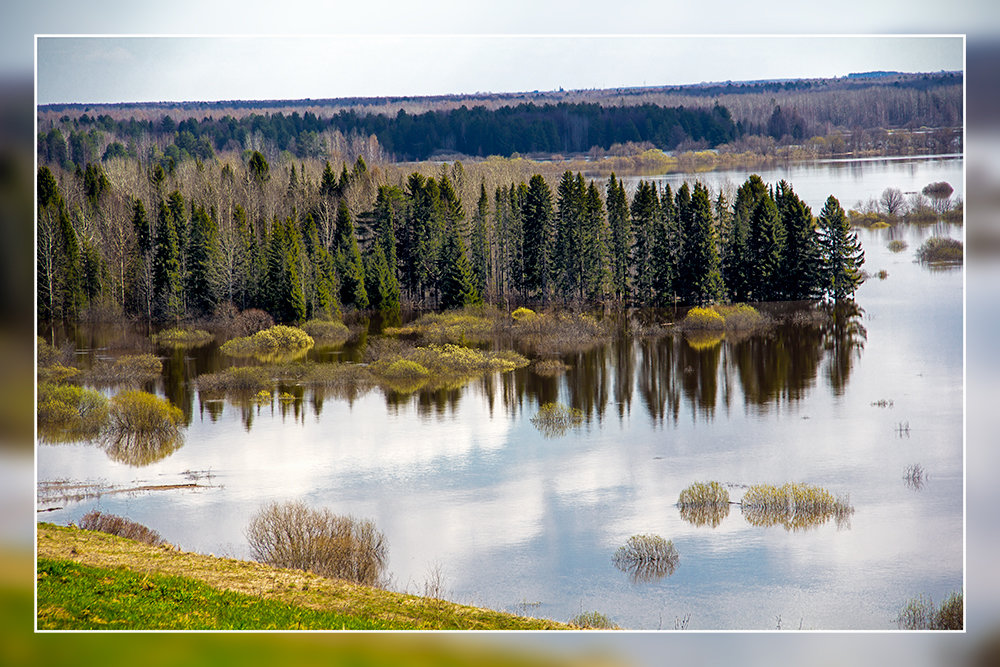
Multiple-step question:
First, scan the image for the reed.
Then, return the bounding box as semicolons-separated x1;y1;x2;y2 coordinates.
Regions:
740;483;854;531
887;239;908;253
85;353;162;386
197;366;271;394
677;481;731;528
568;611;618;630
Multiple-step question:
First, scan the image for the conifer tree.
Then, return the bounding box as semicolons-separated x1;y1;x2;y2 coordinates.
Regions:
580;180;610;301
470;182;491;298
724;175;768;302
650;183;678;305
522;174;555;302
334;201;369;310
152;199;183;321
606;173;631;303
185;205;220;318
320;161;338;198
676;183;724;304
630;180;660;305
747;192;785;301
438;218;481;310
817;196;865;300
775;181;822;300
554;171;586;301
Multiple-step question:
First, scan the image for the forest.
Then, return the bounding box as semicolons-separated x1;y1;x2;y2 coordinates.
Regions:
36;146;864;324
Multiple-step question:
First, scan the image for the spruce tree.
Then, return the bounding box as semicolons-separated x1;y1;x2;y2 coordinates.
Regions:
554;171;586;301
650;183;678;306
724;175;768;303
334;201;369;310
522;174;555;302
630;180;660;305
676;183;724;304
818;196;865;300
438;218;481;310
185;205;219;318
580;180;610;301
775;181;822;300
470;182;491;298
606;173;631;303
152;199;183;321
747;192;785;302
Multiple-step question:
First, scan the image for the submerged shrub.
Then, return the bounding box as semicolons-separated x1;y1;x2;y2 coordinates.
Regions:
568;611;618;629
151;327;214;348
511;307;537;322
679;306;725;330
887;239;908;253
220;325;314;362
678;481;731;528
385;309;495;344
231;308;275;336
300;319;350;345
380;359;430;379
740;483;854;531
197;366;271;395
79;510;166;547
612;534;679;583
85;353;162;386
680;304;765;333
509;311;612;356
916;237;963;263
106;390;183;438
37;382;108;442
246;501;388;587
895;591;963;630
530;402;584;438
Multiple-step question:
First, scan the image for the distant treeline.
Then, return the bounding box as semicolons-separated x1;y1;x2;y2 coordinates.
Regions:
37;149;865;324
38;101;739;164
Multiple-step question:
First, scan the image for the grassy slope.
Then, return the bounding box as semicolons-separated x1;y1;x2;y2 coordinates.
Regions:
36;523;569;631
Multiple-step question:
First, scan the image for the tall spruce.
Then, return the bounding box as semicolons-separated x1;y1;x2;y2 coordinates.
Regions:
650;184;678;305
184;204;219;318
775;181;822;300
554;171;586;301
630;180;660;305
580;180;610;301
438;217;481;310
817;196;865;300
334;201;369;310
522;174;555;302
470;182;491;298
152;199;183;321
676;182;724;304
746;191;785;301
606;173;631;303
724;175;768;302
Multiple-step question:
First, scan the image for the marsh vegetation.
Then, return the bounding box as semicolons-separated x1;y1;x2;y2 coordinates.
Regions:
895;591;963;630
530;402;585;438
612;534;679;583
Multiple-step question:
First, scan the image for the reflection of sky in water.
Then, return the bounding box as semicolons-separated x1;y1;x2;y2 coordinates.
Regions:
37;174;962;630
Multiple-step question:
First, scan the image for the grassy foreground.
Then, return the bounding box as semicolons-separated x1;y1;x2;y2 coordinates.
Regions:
36;523;568;631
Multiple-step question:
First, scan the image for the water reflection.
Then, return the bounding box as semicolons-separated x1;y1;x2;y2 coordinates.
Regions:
101;431;184;467
678;502;731;528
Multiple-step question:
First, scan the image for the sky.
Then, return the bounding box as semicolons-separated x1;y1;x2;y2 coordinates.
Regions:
35;34;964;106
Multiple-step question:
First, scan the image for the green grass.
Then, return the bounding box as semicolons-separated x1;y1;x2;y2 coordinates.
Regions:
37;558;393;630
36;523;569;631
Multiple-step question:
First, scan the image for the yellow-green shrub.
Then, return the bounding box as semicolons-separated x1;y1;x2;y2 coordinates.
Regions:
300;319;350;345
37;382;108;442
152;327;214;348
106;390;183;438
681;306;725;330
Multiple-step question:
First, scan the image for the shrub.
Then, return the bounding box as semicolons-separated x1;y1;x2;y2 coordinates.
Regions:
568;611;618;630
380;359;430;379
300;319;350;345
384;309;495;344
37;383;108;442
612;534;679;583
678;481;731;528
106;390;184;439
887;239;908;253
220;325;314;362
246;501;388;587
151;327;214;348
232;308;275;336
895;591;963;630
79;510;166;547
530;402;584;438
85;354;162;386
511;307;537;322
679;306;725;331
508;311;612;356
916;237;963;263
740;483;854;531
197;366;271;395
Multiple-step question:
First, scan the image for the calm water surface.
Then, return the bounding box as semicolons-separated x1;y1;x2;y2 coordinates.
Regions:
37;157;963;630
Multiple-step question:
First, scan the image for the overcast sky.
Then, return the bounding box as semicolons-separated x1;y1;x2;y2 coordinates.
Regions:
36;34;964;106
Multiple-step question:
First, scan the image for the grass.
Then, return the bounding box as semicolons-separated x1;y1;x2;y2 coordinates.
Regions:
568;611;619;630
895;591;963;630
612;534;679;583
220;325;315;362
36;523;570;630
300;318;351;345
916;237;963;263
151;327;214;348
740;483;854;531
677;481;731;528
84;353;162;386
530;402;584;438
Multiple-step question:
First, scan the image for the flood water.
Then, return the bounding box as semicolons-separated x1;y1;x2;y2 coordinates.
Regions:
37;156;963;630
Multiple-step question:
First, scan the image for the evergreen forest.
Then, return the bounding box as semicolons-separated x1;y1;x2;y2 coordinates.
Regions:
37;149;865;323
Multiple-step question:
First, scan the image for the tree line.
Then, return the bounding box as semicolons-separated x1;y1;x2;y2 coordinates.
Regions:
36;152;864;324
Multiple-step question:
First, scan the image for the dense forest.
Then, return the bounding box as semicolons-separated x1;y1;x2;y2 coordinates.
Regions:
37;71;962;166
36;148;864;324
